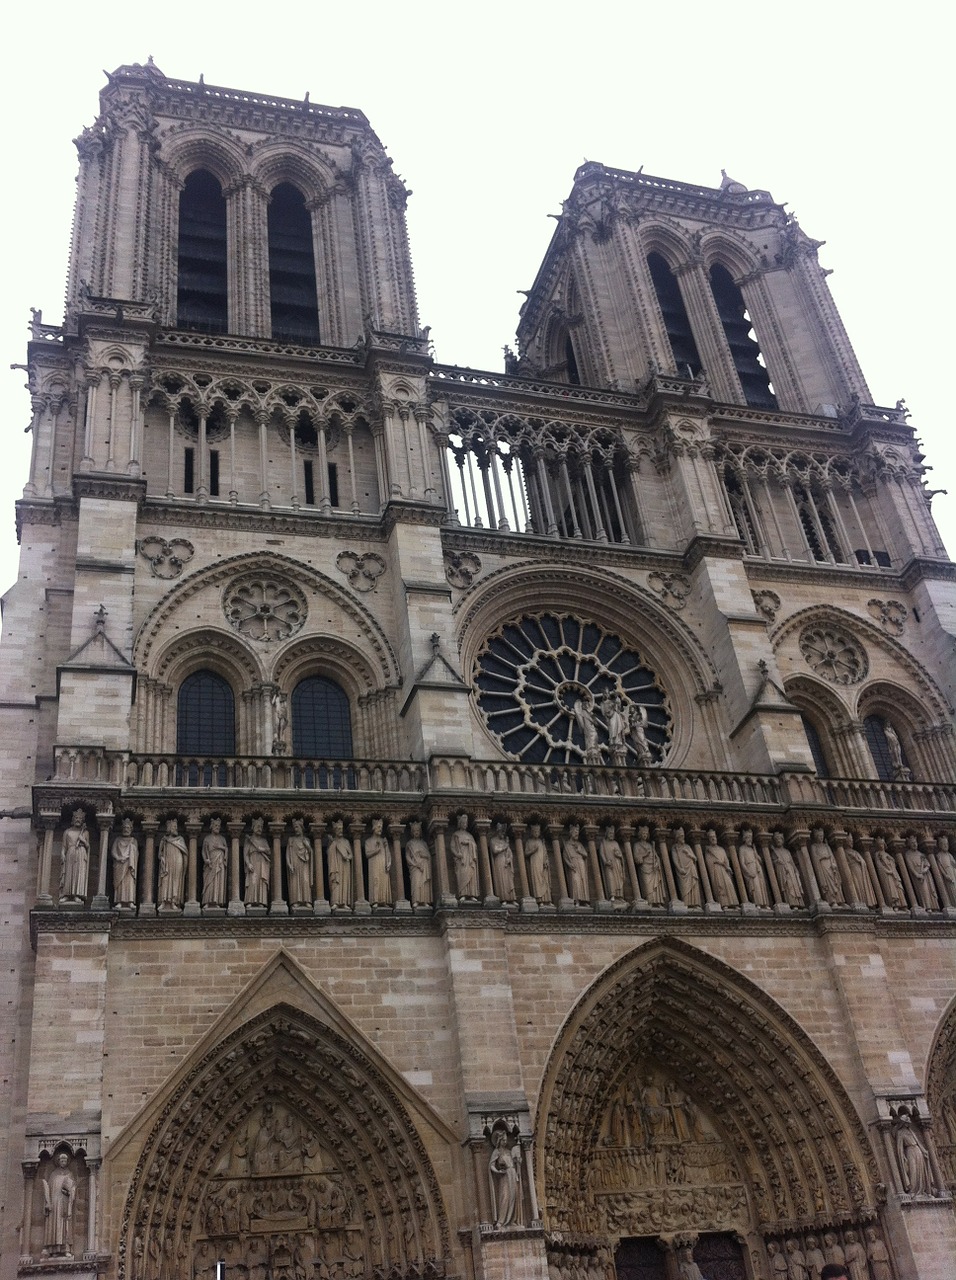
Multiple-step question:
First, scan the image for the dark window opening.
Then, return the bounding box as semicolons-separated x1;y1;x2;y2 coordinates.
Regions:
291;677;353;759
268;183;320;344
177;170;228;333
724;467;759;554
709;262;777;409
184;447;195;494
177;671;235;756
864;714;908;782
647;252;702;377
304;460;315;506
565;335;581;385
209;449;220;497
328;462;339;508
294;412;318;448
801;714;831;778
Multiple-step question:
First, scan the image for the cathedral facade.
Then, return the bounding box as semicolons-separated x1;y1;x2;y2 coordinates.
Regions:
1;60;955;1280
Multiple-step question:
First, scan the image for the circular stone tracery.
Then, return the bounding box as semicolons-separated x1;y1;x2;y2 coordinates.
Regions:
799;624;867;684
222;573;307;644
475;612;671;765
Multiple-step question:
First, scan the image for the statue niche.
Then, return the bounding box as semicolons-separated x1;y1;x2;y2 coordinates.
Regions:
591;1064;747;1238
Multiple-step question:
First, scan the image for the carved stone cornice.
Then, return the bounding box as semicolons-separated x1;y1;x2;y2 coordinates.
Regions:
381;500;446;534
154;329;364;368
899;557;956;590
139;497;386;541
681;535;746;572
439;525;689;573
72;474;147;504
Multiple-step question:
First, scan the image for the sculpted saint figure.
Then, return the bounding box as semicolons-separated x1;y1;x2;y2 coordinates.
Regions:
884;720;905;770
60;808;90;903
404;820;432;906
571;696;603;765
766;1242;788;1279
936;834;956;907
243;817;271;907
803;1235;824;1280
894;1109;934;1195
903;834;939;909
864;1226;892;1280
451;814;479;899
599;824;627;901
822;1232;844;1269
286;818;313;907
843;832;876;906
842;1231;867;1280
628;702;653;766
562;823;590;903
271;687;288;752
524;822;551;903
365;817;392;906
488;1129;520;1228
326;819;353;908
810;828;844;904
670;827;701;907
770;831;805;907
784;1238;808;1280
158;817;187;909
111;817;139;908
601;692;628;765
489;821;516;902
201;817;227;908
42;1152;76;1255
738;828;769;907
873;836;906;908
676;1246;705;1280
632;824;665;904
703;829;738;906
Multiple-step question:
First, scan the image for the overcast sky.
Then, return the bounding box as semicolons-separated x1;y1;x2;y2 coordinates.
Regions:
1;2;951;601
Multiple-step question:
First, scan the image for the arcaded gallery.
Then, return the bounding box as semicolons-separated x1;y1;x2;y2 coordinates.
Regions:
1;60;955;1280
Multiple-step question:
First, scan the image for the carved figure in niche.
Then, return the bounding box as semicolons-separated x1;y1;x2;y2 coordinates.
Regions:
884;721;905;771
628;702;653;765
903;834;939;909
286;818;313;907
893;1107;934;1195
365;817;391;906
599;824;626;901
822;1233;844;1269
703;828;738;906
451;813;479;899
201;817;227;908
327;819;353;908
404;820;432;906
243;816;271;907
111;817;139;907
571;696;603;765
671;827;701;906
562;823;590;903
935;834;956;906
524;822;551;902
842;1231;867;1280
784;1238;808;1280
843;833;876;906
600;691;628;765
632;824;665;904
488;1128;521;1228
864;1227;892;1280
158;817;187;909
42;1152;76;1256
59;808;90;902
803;1235;824;1279
810;829;844;904
873;836;906;908
489;821;516;902
767;1242;788;1279
271;687;289;754
676;1246;705;1280
251;1101;310;1175
770;831;805;907
738;828;769;907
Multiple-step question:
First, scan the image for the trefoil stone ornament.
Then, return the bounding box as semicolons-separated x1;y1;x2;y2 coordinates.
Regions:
444;550;481;589
336;550;386;592
867;597;907;635
137;536;195;579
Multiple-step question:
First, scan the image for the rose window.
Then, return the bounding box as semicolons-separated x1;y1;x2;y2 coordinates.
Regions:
475;612;670;765
223;574;307;643
799;624;867;684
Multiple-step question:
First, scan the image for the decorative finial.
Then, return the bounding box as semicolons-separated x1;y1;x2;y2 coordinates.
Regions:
94;604;108;633
430;633;441;656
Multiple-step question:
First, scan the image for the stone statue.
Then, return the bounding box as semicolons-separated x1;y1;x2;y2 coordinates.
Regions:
271;687;288;753
738;828;769;907
935;834;956;907
893;1107;934;1195
884;721;904;770
703;828;738;906
843;833;876;906
841;1231;867;1280
42;1152;76;1256
770;831;804;907
627;702;653;765
524;822;551;903
243;816;271;907
767;1241;788;1279
803;1234;824;1280
488;1128;520;1228
59;808;90;903
601;691;628;765
489;821;516;903
158;817;187;909
404;820;432;906
671;827;701;907
201;817;227;908
821;1232;844;1270
784;1238;808;1280
327;819;353;908
810;828;844;904
365;817;391;906
903;834;939;909
571;696;603;764
599;824;626;901
864;1226;892;1280
562;823;590;903
676;1246;705;1280
286;818;313;907
632;824;665;904
451;813;479;899
111;817;139;908
873;836;906;908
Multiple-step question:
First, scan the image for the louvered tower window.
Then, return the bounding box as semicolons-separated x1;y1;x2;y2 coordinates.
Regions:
268;183;320;344
176;171;228;333
709;263;777;409
647;252;702;377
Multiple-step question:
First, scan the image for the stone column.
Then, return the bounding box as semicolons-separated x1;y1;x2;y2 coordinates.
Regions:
269;821;288;915
140;818;158;917
227;820;245;916
184;820;201;917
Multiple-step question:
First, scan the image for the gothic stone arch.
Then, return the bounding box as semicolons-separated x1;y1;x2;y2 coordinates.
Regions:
535;939;884;1274
927;994;956;1194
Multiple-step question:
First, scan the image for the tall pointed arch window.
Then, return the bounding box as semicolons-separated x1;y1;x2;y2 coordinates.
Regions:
647;252;702;377
268;183;320;344
801;714;832;779
291;677;353;758
177;670;236;755
864;715;909;781
177;170;228;333
723;466;760;554
709;263;776;409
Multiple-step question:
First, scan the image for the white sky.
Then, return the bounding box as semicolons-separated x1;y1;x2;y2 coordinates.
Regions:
1;2;952;597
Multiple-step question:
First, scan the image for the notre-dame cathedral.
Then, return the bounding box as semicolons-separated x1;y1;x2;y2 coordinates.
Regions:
1;58;955;1280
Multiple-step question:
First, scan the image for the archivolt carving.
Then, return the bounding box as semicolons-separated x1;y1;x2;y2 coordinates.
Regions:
926;995;956;1192
160;129;247;189
535;938;880;1240
154;628;264;689
118;1003;450;1280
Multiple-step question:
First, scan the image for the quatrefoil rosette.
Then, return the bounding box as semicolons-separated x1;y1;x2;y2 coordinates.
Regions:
222;574;307;643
